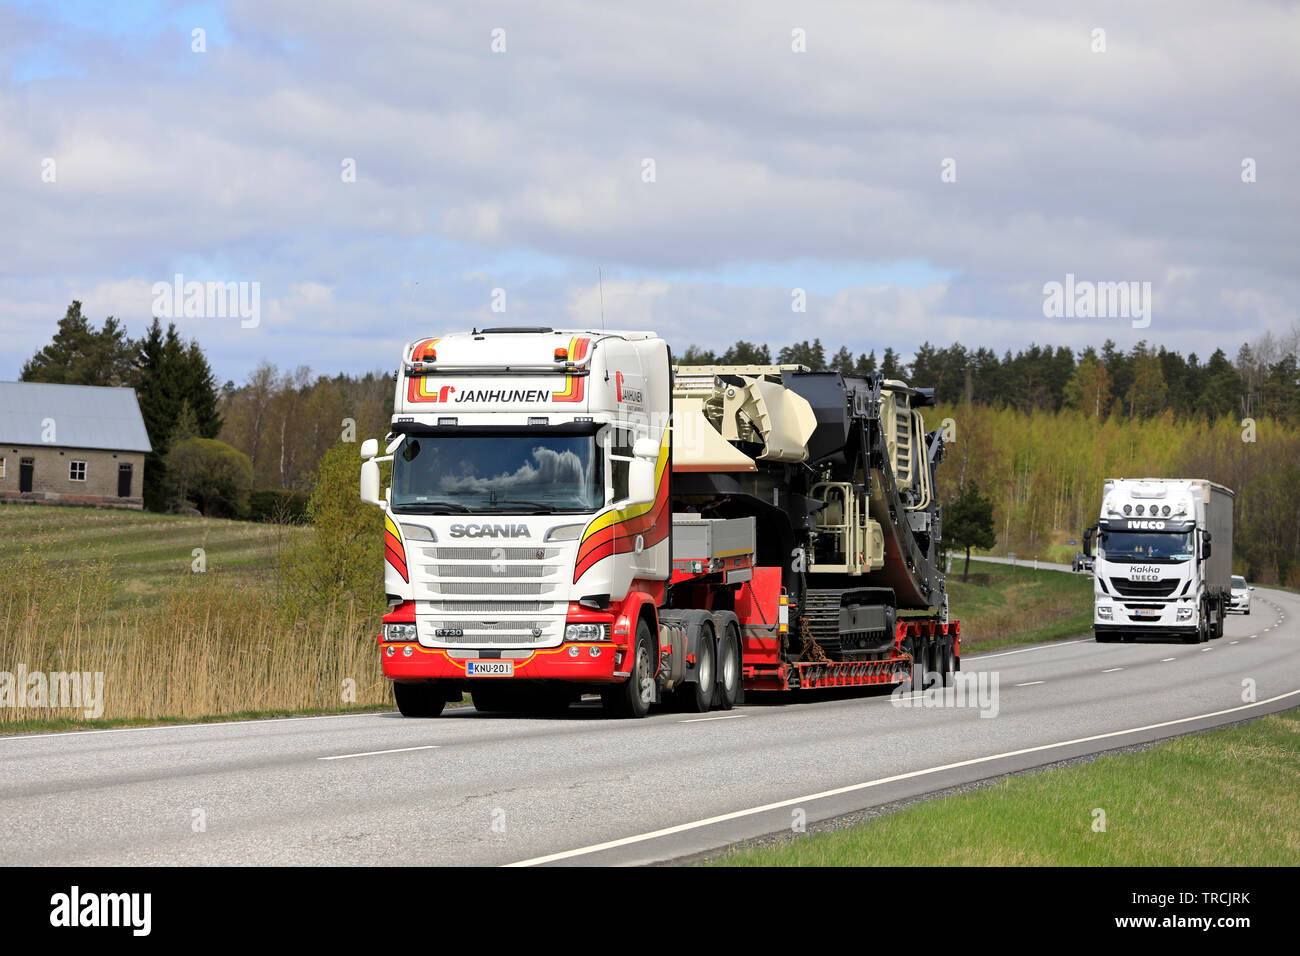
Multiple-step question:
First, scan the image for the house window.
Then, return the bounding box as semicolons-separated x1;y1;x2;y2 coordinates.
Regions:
69;460;87;481
0;457;5;478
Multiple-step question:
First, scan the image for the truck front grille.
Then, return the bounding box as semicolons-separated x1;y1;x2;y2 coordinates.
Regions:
416;618;561;647
1110;578;1180;598
427;601;557;613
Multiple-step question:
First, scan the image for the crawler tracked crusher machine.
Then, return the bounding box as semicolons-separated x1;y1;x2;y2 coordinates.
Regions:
672;363;957;692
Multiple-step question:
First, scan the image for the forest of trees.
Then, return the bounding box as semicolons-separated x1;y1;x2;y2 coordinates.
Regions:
17;304;1300;583
681;329;1300;424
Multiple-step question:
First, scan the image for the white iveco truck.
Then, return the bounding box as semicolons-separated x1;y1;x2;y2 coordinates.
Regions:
1084;478;1234;644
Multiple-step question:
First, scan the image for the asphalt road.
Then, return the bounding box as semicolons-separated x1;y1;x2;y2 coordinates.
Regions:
967;554;1075;573
2;589;1296;866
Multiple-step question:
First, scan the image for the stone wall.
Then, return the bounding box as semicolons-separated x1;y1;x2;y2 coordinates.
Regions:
0;445;145;510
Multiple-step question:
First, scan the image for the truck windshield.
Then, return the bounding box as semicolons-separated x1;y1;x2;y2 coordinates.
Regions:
391;432;603;514
1097;530;1194;562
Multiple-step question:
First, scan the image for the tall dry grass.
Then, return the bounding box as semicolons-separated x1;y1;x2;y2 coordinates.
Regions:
0;540;391;725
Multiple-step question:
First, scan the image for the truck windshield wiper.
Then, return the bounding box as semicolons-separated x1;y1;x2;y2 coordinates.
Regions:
485;500;558;513
396;502;473;513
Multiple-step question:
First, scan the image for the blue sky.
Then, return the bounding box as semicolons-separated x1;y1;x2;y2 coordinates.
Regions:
1;0;1297;386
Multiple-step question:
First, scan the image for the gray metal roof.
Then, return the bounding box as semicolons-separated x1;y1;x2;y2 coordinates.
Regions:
0;382;152;453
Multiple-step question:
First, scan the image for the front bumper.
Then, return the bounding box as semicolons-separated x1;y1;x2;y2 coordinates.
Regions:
380;639;627;684
1093;623;1196;639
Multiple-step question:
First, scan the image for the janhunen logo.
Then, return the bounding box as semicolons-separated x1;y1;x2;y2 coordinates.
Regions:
50;886;151;936
0;665;103;718
891;669;1000;718
152;272;260;328
615;371;644;406
1042;273;1152;329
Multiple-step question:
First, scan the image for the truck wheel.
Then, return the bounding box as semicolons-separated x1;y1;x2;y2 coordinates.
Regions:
908;637;925;692
471;685;510;713
394;681;445;718
716;626;741;711
602;618;655;718
679;625;716;714
941;639;956;687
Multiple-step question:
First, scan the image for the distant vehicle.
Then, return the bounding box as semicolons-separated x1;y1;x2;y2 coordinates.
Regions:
1229;575;1253;615
1072;551;1094;573
1084;478;1234;644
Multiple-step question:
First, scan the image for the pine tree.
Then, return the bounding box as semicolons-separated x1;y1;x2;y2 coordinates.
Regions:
20;301;134;386
880;347;905;380
130;318;223;510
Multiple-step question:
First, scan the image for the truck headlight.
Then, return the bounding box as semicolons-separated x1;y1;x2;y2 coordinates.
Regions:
384;623;417;642
565;623;608;642
1176;607;1193;621
1097;607;1113;620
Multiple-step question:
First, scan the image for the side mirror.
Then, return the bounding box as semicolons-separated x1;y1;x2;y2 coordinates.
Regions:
1082;525;1096;557
360;438;378;459
633;436;660;460
1202;531;1212;559
628;458;657;506
360;459;382;506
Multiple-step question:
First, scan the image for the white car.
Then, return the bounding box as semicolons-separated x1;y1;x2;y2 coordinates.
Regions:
1229;575;1253;615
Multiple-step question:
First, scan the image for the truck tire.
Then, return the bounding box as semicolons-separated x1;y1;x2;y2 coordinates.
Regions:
471;685;512;713
394;681;445;718
678;624;716;714
941;639;956;687
908;636;925;692
602;618;655;718
716;626;741;711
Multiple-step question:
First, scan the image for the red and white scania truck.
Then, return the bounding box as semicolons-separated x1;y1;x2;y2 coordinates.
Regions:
361;327;959;717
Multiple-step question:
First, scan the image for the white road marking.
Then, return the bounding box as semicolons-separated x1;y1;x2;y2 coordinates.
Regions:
1161;658;1176;662
318;744;440;761
1201;647;1213;652
1230;641;1239;645
680;714;748;723
1102;667;1123;673
969;639;1090;661
0;711;392;743
1015;681;1045;687
505;687;1300;867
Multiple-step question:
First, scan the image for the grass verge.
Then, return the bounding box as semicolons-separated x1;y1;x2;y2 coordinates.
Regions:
947;560;1093;652
711;708;1300;866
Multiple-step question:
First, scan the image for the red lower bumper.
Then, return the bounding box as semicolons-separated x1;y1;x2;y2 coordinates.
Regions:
380;641;627;683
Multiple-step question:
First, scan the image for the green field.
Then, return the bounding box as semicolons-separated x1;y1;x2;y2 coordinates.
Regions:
0;504;298;608
712;707;1300;866
946;560;1093;652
